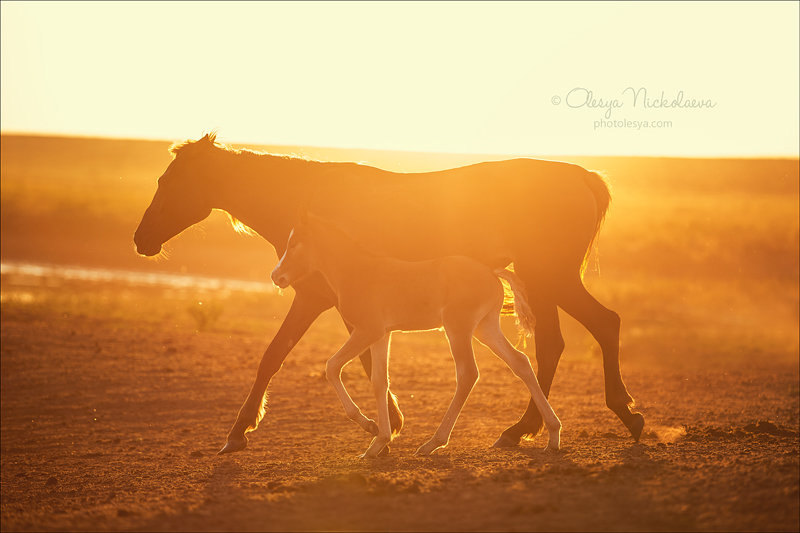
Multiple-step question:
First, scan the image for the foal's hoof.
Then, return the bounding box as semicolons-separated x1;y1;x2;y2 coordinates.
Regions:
360;445;390;459
218;437;248;455
364;419;379;436
415;439;446;456
360;436;391;459
492;434;519;448
628;413;645;442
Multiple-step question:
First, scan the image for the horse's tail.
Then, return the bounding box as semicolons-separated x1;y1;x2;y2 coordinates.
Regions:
580;170;612;279
495;268;535;339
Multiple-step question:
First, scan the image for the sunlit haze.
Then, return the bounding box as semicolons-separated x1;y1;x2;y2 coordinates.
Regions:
2;3;800;529
2;1;798;156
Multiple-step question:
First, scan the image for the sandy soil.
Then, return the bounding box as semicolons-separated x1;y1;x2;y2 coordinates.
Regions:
1;277;798;532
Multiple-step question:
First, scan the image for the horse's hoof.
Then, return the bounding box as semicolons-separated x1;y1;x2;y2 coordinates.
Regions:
378;444;390;457
492;434;519;448
218;437;248;455
628;413;645;442
544;444;561;454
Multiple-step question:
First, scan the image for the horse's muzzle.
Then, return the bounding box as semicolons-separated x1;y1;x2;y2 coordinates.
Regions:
136;245;162;257
133;232;162;257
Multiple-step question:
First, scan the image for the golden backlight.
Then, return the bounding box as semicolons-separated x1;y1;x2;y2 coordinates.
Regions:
1;3;799;531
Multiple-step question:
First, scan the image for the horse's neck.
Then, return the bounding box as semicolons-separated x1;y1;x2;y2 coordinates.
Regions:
211;152;322;247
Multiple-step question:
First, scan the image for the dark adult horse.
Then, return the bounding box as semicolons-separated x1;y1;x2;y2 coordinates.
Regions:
133;134;644;454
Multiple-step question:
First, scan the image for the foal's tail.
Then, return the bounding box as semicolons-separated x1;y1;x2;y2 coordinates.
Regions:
494;268;535;337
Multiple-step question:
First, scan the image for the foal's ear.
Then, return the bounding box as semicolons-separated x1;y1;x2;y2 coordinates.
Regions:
291;209;309;239
298;210;309;226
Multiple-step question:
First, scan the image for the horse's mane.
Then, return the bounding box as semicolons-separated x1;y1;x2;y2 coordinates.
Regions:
167;133;327;237
168;132;323;163
168;132;219;156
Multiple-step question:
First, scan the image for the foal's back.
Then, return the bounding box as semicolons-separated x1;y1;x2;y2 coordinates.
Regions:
340;255;503;333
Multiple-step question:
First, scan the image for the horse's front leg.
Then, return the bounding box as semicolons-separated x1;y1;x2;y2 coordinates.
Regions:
219;290;330;454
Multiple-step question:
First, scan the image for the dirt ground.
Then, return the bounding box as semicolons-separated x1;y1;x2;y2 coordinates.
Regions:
1;276;798;532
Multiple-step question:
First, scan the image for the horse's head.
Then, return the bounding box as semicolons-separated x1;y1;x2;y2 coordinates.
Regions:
271;212;315;289
133;134;218;256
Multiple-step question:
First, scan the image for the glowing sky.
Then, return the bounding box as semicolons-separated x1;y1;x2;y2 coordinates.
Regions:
1;1;798;156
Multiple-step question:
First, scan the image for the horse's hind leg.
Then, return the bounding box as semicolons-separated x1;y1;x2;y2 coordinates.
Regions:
416;324;479;456
475;314;561;451
326;329;385;438
493;296;564;448
558;275;644;441
362;334;392;458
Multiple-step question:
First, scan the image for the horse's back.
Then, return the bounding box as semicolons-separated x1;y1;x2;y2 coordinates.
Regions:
311;157;602;271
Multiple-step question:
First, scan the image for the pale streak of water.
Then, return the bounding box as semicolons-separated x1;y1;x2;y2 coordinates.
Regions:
0;261;275;293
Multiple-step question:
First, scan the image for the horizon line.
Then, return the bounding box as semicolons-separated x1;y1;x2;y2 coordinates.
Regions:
2;129;798;161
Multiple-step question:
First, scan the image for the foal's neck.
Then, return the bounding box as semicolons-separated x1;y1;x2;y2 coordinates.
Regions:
310;223;374;295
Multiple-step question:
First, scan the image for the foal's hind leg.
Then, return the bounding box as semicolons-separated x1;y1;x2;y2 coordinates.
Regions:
326;329;385;437
362;334;393;458
416;326;479;456
475;315;561;451
493;298;564;448
558;275;644;441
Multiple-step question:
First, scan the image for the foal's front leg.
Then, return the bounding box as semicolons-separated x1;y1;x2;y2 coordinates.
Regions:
326;329;384;437
363;334;392;458
340;316;405;436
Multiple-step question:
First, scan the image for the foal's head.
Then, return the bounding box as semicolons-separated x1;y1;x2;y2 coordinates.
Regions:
272;213;366;289
271;213;315;289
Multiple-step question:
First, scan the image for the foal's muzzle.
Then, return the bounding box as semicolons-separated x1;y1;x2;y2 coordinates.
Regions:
271;269;290;289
